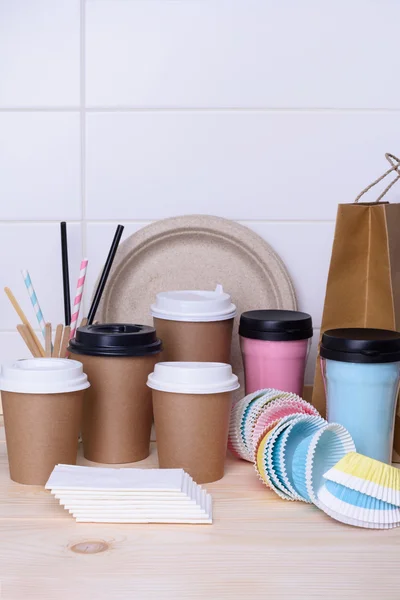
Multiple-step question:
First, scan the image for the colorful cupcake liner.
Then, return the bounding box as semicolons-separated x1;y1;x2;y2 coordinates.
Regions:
276;415;327;502
249;395;302;449
252;396;319;450
323;452;400;507
317;481;400;529
318;480;400;524
296;422;356;507
318;507;400;529
228;390;267;459
253;418;282;463
256;414;306;500
255;427;276;489
272;425;304;501
252;398;320;461
241;389;291;461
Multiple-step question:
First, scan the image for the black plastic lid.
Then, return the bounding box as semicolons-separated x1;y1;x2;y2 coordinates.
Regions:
320;328;400;364
68;324;163;357
239;310;313;341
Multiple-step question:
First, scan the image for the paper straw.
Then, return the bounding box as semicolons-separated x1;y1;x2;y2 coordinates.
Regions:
69;259;88;339
60;222;71;326
87;224;124;324
21;269;47;340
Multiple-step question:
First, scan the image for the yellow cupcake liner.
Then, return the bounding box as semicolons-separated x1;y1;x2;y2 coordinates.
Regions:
323;452;400;507
255;428;275;487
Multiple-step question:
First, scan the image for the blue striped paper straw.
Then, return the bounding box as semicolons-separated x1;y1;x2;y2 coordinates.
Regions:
21;269;48;344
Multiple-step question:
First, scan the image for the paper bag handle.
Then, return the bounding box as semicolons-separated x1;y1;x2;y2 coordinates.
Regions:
354;153;400;203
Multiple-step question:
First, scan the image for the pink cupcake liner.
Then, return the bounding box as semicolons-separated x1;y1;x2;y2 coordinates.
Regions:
244;393;301;457
252;398;320;458
252;418;282;467
239;390;292;461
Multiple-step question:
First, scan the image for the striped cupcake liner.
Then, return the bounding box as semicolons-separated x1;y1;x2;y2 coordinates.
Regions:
299;423;356;507
251;397;320;459
274;415;327;502
252;418;282;463
317;483;400;529
272;426;303;501
229;390;271;460
240;389;291;461
323;452;400;507
318;480;400;525
246;392;300;450
255;427;276;489
318;507;400;529
256;414;306;500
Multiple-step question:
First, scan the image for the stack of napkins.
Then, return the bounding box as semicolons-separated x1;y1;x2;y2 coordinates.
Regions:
45;464;212;524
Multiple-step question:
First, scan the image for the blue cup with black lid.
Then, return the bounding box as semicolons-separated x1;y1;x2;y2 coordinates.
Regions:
320;328;400;464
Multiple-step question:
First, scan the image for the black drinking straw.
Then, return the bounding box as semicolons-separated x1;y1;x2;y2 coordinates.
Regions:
60;222;71;326
87;224;124;325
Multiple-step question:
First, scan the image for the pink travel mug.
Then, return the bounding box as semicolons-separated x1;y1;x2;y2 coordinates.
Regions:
239;310;313;396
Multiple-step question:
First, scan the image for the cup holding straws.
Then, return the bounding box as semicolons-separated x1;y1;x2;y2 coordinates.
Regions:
1;222;125;485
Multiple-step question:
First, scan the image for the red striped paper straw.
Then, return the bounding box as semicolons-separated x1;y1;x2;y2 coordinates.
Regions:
69;258;88;339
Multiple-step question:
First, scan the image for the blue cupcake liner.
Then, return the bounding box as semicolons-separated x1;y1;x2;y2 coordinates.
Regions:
239;389;288;461
257;415;301;500
318;480;400;527
293;423;355;507
284;417;327;501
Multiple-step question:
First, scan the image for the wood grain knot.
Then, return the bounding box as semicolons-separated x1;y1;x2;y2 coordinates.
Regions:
70;540;110;554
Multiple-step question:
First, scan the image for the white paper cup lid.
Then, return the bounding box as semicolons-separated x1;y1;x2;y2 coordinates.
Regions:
150;284;236;322
147;362;240;394
0;358;90;394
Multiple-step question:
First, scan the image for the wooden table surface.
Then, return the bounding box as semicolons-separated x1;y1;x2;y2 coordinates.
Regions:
0;427;400;600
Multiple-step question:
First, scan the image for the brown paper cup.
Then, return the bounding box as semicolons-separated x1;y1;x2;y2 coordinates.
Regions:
152;389;232;483
74;353;158;464
2;390;83;485
153;317;233;363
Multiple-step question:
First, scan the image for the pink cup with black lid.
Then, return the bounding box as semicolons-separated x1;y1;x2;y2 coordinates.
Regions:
239;310;313;396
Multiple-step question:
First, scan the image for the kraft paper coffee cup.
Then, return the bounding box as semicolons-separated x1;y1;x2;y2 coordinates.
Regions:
151;285;236;363
0;358;89;485
69;324;162;464
148;362;240;483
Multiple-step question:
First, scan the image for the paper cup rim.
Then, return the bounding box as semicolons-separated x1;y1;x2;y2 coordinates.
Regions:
0;358;90;394
147;362;239;394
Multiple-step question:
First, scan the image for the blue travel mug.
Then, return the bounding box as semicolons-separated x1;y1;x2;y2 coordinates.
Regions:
320;328;400;464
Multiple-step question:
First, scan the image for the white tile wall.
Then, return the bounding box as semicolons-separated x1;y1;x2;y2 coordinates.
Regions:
86;0;400;109
0;0;80;107
1;0;400;389
0;113;81;220
86;111;400;221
